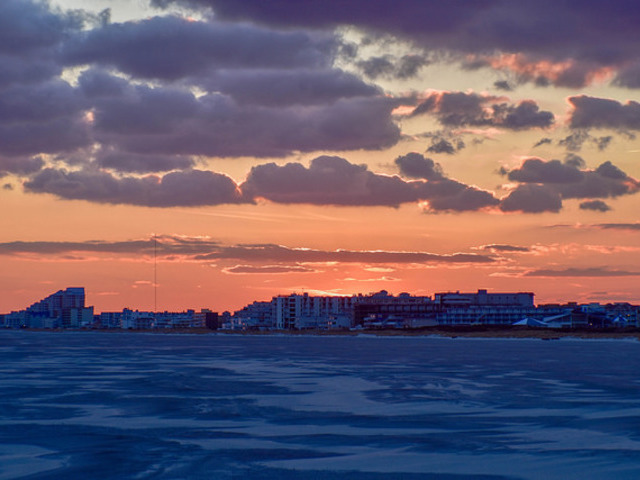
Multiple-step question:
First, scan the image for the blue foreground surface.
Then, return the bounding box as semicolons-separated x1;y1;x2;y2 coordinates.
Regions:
1;331;639;479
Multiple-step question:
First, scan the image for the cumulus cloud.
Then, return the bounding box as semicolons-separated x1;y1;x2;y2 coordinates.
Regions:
569;95;640;130
20;153;498;211
155;0;640;89
238;153;498;211
358;54;429;80
493;80;513;91
0;0;80;55
499;184;562;213
579;200;611;212
614;61;640;88
427;139;457;154
242;154;478;208
395;153;444;180
242;156;417;207
412;91;554;130
506;158;583;184
62;16;334;80
24;168;244;207
558;130;614;152
198;69;380;106
502;157;639;202
0;155;44;176
0;79;90;159
95;147;195;173
79;70;400;158
421;132;467;155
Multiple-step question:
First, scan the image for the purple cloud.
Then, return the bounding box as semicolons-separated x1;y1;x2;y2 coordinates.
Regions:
24;168;244;207
153;0;640;88
242;153;498;211
579;200;611;212
80;70;400;158
499;184;562;213
412;91;554;129
569;95;640;130
62;15;333;80
503;157;639;201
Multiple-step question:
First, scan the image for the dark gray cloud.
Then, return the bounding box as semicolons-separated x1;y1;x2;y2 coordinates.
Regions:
563;153;585;168
198;69;380;106
395;153;499;211
426;187;499;212
558;131;614;152
558;131;590;152
427;139;456;155
0;78;90;160
493;80;513;91
0;116;90;158
0;235;495;264
579;200;611;212
0;0;80;55
0;1;91;170
358;54;428;80
395;153;444;180
412;92;554;130
0;155;44;176
62;15;334;80
533;137;552;148
153;1;640;88
358;56;395;79
525;267;640;277
21;153;498;211
0;54;61;89
240;154;498;211
427;138;465;155
569;95;640;130
24;168;244;207
420;132;466;155
503;158;639;201
506;158;583;184
614;62;640;88
80;70;400;158
242;155;418;207
499;184;562;213
0;80;85;124
95;148;195;173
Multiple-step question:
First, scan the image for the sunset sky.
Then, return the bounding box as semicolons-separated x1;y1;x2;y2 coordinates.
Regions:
2;0;640;314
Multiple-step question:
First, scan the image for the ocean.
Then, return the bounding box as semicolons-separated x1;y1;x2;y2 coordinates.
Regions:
1;331;639;479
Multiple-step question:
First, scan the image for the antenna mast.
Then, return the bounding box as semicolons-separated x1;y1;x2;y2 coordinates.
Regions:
154;234;157;315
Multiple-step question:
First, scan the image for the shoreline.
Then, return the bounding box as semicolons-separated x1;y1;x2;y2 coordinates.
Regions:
5;326;640;341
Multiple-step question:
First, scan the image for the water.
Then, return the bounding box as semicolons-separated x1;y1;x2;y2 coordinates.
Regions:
1;331;639;479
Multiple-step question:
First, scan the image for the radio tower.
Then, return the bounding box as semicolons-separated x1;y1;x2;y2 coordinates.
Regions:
154;234;157;315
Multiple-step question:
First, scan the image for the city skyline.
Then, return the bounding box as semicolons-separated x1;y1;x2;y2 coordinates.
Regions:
1;1;640;313
3;285;637;331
